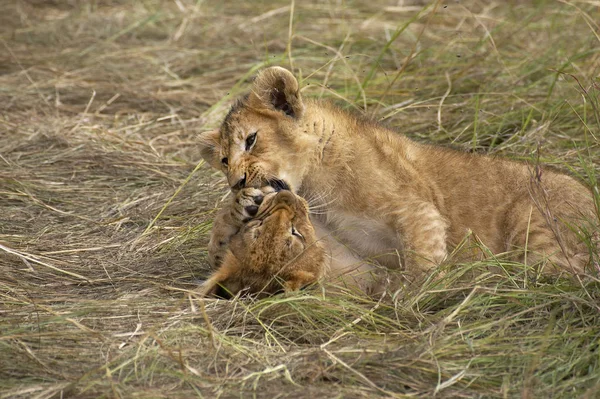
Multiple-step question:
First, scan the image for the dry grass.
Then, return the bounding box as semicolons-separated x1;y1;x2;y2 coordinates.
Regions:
1;1;599;398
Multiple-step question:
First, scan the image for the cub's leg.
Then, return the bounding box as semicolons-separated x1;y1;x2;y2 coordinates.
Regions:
507;206;593;276
390;199;449;277
207;207;239;268
504;174;598;276
207;187;273;267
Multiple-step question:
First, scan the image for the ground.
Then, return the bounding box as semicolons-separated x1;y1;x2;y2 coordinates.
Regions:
1;1;599;398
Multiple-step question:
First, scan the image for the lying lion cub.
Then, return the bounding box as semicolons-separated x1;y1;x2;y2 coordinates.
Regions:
200;66;598;282
199;187;380;297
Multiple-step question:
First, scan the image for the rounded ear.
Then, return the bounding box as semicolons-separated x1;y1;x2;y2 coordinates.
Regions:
198;129;222;170
250;66;304;119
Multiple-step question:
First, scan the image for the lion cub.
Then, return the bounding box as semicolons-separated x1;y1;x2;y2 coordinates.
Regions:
199;188;379;297
200;66;598;280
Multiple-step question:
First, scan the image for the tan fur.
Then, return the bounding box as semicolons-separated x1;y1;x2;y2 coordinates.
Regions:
199;189;382;297
199;190;325;297
206;186;273;268
200;66;599;281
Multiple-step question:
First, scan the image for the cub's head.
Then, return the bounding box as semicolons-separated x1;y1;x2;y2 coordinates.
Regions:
199;190;326;298
199;67;312;193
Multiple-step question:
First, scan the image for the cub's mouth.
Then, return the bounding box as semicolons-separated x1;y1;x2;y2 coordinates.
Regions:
267;179;290;192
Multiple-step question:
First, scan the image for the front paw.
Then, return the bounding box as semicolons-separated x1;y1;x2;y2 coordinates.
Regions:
233;186;276;221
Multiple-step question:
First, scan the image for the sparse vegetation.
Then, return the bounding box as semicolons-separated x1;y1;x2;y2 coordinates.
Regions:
1;1;599;398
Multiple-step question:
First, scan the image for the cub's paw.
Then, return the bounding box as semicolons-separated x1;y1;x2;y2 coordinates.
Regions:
208;186;276;268
231;186;276;222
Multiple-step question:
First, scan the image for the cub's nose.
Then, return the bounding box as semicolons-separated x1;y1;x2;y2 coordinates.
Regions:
231;174;246;190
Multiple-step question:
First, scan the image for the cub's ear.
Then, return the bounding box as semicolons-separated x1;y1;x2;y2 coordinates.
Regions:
198;129;222;170
250;66;304;119
197;251;242;298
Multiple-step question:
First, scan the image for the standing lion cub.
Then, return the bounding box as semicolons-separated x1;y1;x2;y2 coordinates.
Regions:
200;66;598;282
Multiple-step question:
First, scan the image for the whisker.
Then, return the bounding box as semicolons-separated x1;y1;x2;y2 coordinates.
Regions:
308;209;329;215
308;196;338;212
304;189;335;207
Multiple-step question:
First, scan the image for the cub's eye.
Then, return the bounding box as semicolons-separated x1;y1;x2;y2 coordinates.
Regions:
291;226;303;239
245;132;257;151
221;157;228;167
